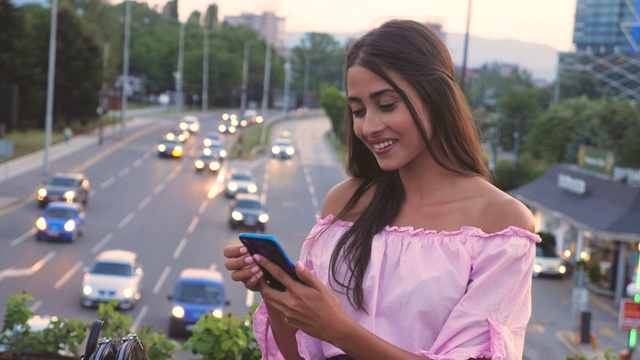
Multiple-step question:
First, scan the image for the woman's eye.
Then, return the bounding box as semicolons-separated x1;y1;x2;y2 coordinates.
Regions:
350;109;365;118
379;102;397;112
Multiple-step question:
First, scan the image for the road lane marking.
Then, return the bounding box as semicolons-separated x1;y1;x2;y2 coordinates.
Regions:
246;290;255;308
153;266;171;294
153;183;165;194
92;233;113;254
173;238;187;259
100;177;116;189
261;163;270;204
187;217;199;234
131;305;149;332
137;196;152;210
10;228;36;247
118;212;135;229
118;167;131;177
0;251;56;281
132;158;143;168
30;300;43;313
55;261;83;289
198;200;208;214
303;165;320;216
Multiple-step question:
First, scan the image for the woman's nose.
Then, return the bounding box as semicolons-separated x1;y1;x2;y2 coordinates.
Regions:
360;112;385;138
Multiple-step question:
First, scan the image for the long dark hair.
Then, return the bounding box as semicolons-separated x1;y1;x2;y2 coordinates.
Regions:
329;19;489;312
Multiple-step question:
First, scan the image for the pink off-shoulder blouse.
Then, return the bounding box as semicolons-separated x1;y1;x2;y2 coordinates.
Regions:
253;215;540;360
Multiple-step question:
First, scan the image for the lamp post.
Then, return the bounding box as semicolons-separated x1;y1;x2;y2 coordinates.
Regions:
176;20;185;116
202;26;209;112
119;0;131;138
283;50;291;114
303;55;311;108
43;0;58;180
240;41;252;114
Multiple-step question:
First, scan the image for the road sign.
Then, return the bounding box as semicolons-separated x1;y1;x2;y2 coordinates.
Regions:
619;299;640;331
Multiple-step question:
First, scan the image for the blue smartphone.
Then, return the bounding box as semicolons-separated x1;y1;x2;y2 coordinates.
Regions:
239;233;302;291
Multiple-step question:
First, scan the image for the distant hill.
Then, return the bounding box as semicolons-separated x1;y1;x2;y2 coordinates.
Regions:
286;32;560;83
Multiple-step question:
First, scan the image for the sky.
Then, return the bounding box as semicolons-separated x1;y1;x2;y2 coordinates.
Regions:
135;0;577;52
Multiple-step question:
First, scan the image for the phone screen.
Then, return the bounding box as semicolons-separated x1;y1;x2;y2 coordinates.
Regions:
239;233;302;291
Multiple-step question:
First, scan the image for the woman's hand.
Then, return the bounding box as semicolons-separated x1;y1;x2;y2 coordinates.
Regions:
223;244;263;292
253;254;354;344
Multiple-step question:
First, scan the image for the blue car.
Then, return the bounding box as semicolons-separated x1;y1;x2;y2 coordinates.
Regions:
35;202;85;242
167;268;227;337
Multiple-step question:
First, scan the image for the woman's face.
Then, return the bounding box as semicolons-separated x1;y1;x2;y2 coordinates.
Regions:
346;65;431;171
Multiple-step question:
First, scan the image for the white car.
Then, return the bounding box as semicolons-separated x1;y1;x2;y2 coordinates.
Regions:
533;246;567;278
179;115;200;134
224;169;258;198
81;249;143;310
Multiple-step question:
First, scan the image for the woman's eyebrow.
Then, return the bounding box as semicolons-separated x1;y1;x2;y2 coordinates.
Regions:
347;88;395;103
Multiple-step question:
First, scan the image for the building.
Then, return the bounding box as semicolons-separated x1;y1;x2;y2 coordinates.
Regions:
224;12;286;55
558;0;640;101
510;147;640;305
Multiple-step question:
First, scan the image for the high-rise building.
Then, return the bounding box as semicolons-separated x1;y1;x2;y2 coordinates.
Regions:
558;0;640;100
224;12;286;55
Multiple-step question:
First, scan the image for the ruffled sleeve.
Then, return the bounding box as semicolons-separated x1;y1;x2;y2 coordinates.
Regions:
418;227;540;360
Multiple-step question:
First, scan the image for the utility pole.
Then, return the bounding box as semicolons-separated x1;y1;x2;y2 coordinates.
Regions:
202;26;209;113
43;0;58;180
240;41;250;114
176;21;185;116
120;0;131;139
283;50;291;114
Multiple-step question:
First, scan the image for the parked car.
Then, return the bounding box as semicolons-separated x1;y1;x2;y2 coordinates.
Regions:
37;172;91;209
81;249;143;310
229;193;269;231
533;245;567;278
179;115;200;134
35;201;85;242
224;169;258;198
167;268;227;337
194;153;222;173
157;139;183;158
271;138;295;159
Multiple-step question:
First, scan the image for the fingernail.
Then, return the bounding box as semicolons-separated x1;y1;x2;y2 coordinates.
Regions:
245;256;254;264
251;266;260;274
239;247;248;254
253;254;262;261
296;262;304;271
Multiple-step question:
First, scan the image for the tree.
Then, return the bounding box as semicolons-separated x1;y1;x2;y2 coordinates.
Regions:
557;72;601;100
319;85;346;142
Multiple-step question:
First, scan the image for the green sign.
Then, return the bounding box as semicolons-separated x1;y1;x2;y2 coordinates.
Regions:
577;145;615;176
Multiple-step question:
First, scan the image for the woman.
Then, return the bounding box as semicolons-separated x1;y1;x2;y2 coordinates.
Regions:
224;19;539;360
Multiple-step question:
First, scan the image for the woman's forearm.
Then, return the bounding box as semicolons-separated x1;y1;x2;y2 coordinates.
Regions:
265;302;304;360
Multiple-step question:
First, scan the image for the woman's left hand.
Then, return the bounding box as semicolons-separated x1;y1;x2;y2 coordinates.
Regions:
254;254;353;343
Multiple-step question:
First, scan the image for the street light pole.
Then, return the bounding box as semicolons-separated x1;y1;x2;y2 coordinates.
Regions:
283;50;291;114
240;41;250;114
202;26;209;113
42;0;58;180
120;0;131;138
176;20;185;116
303;55;311;108
261;41;271;116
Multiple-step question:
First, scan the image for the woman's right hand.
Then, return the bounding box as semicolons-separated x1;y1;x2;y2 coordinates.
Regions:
223;244;263;292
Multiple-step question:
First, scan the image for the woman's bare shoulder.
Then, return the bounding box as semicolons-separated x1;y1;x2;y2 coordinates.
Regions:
479;184;535;234
321;177;367;219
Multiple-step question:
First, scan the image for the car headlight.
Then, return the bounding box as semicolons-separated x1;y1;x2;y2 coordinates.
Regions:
172;146;183;156
158;144;166;152
179;123;187;130
38;188;47;197
209;162;221;171
171;306;185;319
559;265;567;274
166;133;175;141
36;217;47;230
259;214;269;223
286;147;295;155
63;190;75;200
64;220;76;232
222;113;229;121
533;264;542;273
219;150;227;158
190;124;199;132
255;116;263;124
231;211;244;221
195;160;204;169
271;146;280;154
230;114;237;121
248;184;258;193
123;288;134;298
83;285;93;295
227;183;238;191
231;119;239;127
178;134;185;142
229;126;236;134
240;120;248;127
218;124;226;132
203;148;212;156
204;139;212;147
212;309;223;318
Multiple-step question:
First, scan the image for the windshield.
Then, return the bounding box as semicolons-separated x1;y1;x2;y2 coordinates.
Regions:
536;246;558;258
49;177;78;187
231;173;252;181
91;262;133;276
175;283;222;304
44;208;75;219
235;199;262;209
